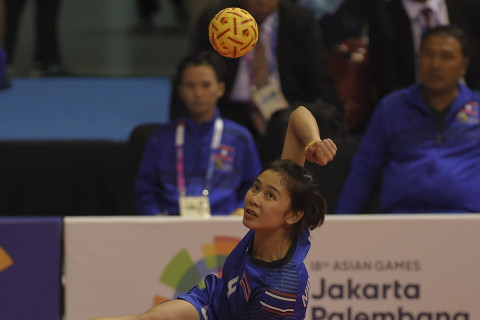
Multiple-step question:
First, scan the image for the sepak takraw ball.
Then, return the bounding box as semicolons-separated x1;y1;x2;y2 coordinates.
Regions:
209;7;258;58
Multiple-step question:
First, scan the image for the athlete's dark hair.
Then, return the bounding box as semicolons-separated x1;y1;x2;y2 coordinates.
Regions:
420;25;470;58
174;50;226;86
262;159;326;237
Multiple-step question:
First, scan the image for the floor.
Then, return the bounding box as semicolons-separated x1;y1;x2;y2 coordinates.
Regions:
9;0;193;77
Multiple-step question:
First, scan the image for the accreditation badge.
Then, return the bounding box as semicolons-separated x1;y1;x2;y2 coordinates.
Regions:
251;80;289;120
179;195;211;218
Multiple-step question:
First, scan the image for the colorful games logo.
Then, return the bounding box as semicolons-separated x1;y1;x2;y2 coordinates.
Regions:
153;235;240;305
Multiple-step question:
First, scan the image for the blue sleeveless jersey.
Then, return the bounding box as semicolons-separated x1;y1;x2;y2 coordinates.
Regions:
179;229;311;320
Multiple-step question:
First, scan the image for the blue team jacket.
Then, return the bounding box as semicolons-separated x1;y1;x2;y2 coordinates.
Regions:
135;109;261;215
179;229;312;320
337;83;480;213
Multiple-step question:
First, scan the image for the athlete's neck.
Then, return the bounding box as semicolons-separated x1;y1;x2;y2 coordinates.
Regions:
189;108;215;123
252;230;292;262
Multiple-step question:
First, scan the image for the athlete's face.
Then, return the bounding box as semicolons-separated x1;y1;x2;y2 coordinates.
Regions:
419;34;469;95
178;65;225;122
243;170;300;232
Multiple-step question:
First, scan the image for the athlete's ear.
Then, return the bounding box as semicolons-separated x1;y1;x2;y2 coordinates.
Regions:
286;210;304;225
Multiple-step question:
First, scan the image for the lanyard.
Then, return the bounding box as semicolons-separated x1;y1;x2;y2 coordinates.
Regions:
175;118;224;196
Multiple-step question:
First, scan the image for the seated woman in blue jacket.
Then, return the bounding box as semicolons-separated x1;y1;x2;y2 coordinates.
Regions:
135;51;262;216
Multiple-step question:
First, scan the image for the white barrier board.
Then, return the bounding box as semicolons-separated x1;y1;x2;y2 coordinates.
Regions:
65;215;480;320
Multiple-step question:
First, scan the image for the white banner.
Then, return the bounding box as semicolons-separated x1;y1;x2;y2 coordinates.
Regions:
64;215;480;320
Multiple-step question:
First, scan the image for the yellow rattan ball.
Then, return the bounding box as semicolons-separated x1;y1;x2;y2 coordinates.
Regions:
209;7;258;58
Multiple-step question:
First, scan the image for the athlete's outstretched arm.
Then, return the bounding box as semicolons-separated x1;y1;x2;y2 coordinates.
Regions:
90;299;200;320
281;106;337;167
